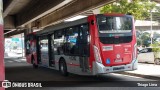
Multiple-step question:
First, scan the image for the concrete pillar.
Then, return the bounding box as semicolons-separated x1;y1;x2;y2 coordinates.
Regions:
25;23;33;34
0;0;5;87
93;8;100;14
4;16;15;29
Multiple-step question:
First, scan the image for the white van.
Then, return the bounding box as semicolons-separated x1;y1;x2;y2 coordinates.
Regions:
138;48;160;65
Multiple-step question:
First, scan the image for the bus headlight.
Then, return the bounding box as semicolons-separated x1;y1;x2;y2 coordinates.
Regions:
93;45;102;63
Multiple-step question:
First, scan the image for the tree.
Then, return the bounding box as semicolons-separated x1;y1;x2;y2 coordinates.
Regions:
153;32;160;40
153;5;160;22
137;38;142;46
100;0;156;20
140;32;151;47
151;42;160;65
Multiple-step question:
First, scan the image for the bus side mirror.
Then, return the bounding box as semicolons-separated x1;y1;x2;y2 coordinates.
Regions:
91;20;94;25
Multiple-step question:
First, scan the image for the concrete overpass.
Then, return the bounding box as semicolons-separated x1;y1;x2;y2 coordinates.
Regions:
3;0;160;37
154;0;160;3
3;0;115;37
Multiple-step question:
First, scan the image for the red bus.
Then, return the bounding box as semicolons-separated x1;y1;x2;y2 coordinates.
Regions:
25;13;137;76
0;0;5;89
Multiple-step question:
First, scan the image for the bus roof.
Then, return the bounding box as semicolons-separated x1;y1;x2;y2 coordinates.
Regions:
35;13;132;36
36;17;88;36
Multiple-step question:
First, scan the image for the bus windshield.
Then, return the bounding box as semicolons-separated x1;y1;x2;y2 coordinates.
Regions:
97;16;132;34
97;15;133;44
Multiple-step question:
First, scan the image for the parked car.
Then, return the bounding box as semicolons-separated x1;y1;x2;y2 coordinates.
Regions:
137;47;160;65
156;38;160;42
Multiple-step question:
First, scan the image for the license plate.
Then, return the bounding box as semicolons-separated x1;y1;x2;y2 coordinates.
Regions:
102;46;113;51
115;59;122;62
113;67;124;70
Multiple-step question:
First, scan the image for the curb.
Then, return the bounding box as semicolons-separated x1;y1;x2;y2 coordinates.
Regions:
117;72;160;81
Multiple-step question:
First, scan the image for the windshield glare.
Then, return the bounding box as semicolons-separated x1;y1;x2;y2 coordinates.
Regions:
97;16;132;33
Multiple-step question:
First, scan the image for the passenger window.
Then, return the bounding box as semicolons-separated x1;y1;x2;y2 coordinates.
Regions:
40;39;48;51
65;27;79;55
53;30;65;55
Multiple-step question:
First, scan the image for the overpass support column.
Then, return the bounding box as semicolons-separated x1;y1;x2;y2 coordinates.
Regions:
28;29;33;34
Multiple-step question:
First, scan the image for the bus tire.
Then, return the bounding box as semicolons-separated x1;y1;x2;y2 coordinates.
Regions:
154;58;160;65
32;57;38;69
59;59;68;76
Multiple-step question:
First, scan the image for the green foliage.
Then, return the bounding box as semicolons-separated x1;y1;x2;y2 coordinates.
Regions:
140;32;151;47
100;0;156;20
137;38;142;46
151;42;160;58
151;42;160;51
154;5;160;15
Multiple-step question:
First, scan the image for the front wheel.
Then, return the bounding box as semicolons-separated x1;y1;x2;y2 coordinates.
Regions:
154;58;160;65
59;60;68;76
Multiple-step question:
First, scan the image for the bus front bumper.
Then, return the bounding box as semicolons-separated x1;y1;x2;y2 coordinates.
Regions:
92;59;138;75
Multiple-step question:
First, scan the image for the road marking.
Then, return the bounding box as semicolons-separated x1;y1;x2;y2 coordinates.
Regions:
7;61;13;63
20;59;26;61
110;73;156;81
13;60;22;62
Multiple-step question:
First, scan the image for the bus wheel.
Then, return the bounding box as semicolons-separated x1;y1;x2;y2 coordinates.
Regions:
59;60;68;76
32;58;38;69
154;58;160;65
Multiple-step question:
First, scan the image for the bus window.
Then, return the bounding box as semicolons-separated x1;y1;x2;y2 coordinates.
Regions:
40;39;48;51
53;30;65;55
65;27;79;55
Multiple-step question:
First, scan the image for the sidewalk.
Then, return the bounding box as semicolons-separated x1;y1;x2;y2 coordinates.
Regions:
4;52;25;58
118;63;160;80
4;52;26;61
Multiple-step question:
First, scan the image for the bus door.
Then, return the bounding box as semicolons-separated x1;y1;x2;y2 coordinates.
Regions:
78;24;90;72
52;30;65;67
39;36;49;67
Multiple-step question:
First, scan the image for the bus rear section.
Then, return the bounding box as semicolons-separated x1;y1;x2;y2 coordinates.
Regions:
91;14;137;75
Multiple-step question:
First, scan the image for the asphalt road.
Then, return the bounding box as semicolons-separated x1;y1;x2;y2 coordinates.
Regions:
5;57;160;90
